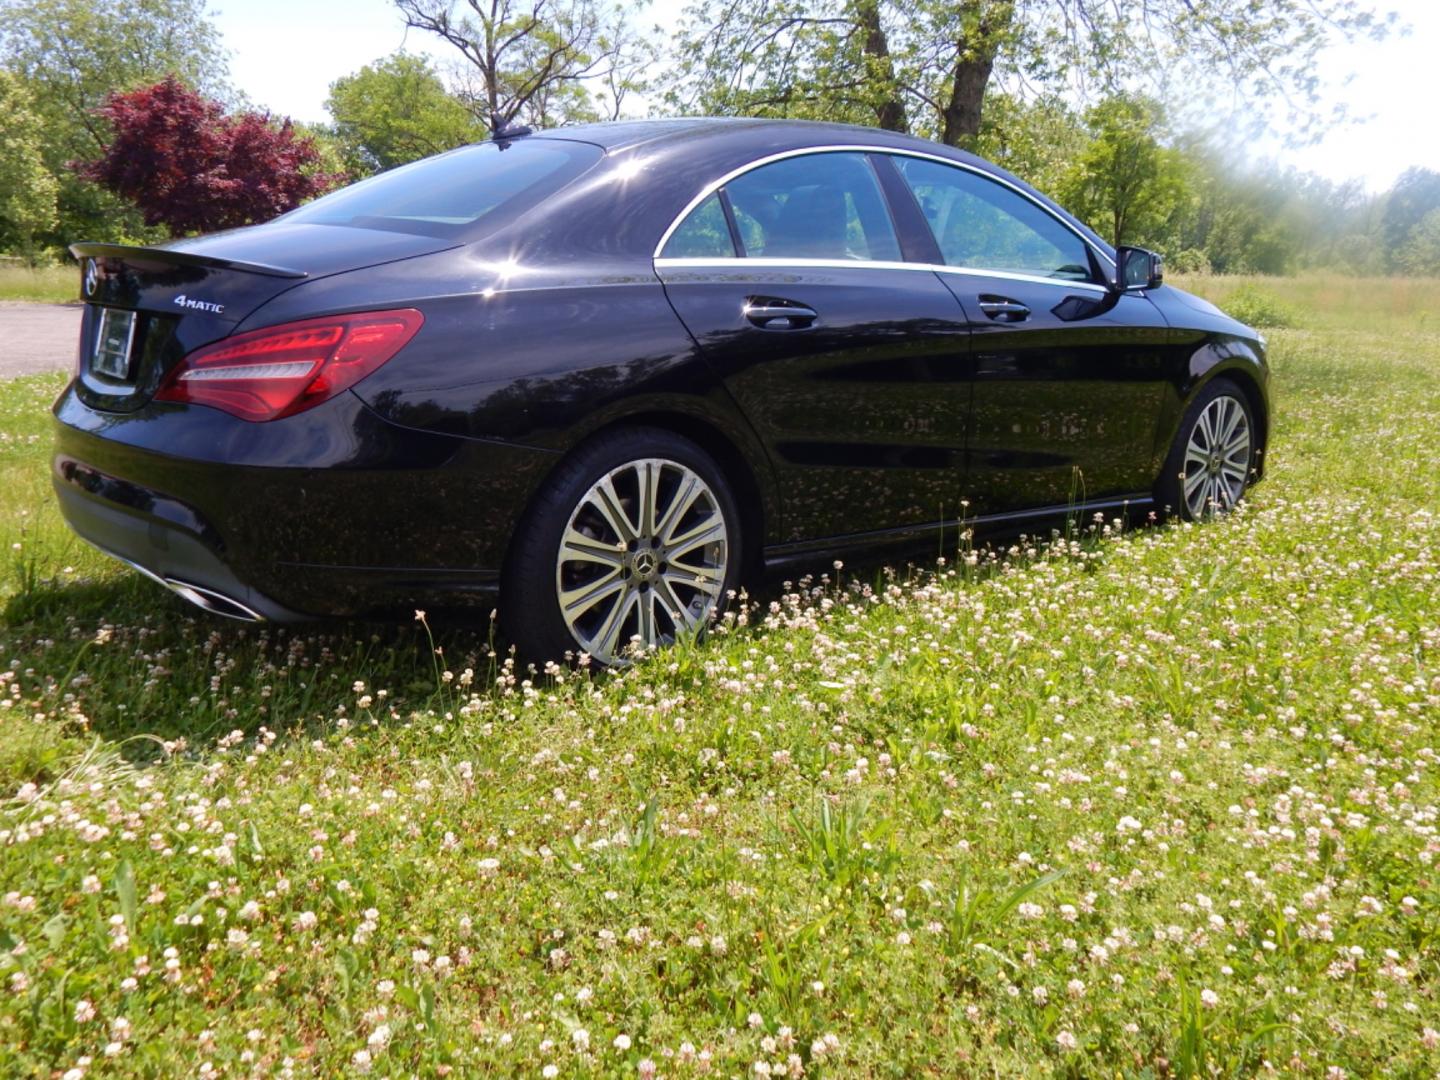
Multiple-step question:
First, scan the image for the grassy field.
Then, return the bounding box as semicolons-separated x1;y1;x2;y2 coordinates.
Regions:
1;276;1437;1076
0;264;77;305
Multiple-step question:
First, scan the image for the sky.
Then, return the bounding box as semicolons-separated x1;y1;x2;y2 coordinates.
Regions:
212;0;1440;193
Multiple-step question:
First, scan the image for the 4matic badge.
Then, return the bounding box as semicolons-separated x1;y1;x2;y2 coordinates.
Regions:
173;294;225;314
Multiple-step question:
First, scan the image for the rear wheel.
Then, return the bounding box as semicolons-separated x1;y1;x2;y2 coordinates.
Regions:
502;427;741;665
1156;378;1256;520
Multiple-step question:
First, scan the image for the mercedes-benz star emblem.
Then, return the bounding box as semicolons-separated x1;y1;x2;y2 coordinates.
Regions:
83;259;98;299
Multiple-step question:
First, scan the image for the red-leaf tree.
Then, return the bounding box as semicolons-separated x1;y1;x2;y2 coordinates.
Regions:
80;76;344;237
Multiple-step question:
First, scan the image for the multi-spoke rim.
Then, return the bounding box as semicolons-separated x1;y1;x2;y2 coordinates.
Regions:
1181;394;1252;518
555;457;728;664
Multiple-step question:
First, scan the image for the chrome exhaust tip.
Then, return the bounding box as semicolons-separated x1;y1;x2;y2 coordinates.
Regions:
163;578;265;622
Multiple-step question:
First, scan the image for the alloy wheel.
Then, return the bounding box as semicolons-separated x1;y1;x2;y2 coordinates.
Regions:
554;457;729;663
1181;394;1252;518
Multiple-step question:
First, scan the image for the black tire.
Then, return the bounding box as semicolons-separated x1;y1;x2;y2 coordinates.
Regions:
1154;377;1257;522
501;426;743;665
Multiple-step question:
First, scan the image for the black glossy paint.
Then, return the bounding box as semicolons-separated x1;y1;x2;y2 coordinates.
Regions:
52;117;1269;621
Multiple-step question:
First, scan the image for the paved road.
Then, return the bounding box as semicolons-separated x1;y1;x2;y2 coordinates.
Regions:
0;302;82;379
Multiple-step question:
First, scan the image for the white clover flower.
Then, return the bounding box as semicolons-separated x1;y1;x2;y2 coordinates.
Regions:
1056;1030;1078;1051
613;1033;632;1050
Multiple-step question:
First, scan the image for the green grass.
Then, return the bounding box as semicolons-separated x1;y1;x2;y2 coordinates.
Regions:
2;276;1438;1075
0;264;78;305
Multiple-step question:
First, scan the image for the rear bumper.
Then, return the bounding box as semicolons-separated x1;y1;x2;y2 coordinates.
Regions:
51;384;559;619
54;459;307;621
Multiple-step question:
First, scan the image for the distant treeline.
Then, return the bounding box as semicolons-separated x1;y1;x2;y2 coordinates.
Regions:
3;0;1433;276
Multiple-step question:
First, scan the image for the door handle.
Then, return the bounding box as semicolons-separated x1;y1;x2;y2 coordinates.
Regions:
743;300;818;330
978;295;1030;322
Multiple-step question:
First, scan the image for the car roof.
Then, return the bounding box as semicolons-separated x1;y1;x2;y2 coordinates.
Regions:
486;117;1115;265
533;116;973;160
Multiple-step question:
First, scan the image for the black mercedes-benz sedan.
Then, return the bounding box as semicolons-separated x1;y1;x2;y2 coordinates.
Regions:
54;118;1268;663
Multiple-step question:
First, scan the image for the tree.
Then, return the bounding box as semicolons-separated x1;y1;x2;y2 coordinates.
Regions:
667;0;909;131
81;77;343;237
1398;208;1440;277
969;92;1088;198
1058;95;1190;248
0;0;228;243
394;0;652;132
0;71;58;260
668;0;1394;148
1381;168;1440;265
327;53;485;174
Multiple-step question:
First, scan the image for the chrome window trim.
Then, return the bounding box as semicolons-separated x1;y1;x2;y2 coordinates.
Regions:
651;143;1117;273
653;256;1112;296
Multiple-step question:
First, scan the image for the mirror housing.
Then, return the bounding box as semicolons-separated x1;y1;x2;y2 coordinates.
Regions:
1114;246;1164;291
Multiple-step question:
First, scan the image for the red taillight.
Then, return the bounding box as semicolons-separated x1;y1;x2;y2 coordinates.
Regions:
156;309;424;422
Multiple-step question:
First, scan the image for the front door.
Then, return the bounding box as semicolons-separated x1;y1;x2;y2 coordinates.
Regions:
655;150;974;543
888;154;1177;516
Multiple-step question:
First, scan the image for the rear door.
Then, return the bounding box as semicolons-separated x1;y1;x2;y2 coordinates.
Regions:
888;155;1175;515
655;150;973;543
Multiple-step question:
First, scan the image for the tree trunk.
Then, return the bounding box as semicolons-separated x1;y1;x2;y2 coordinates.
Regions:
856;1;907;132
940;54;994;145
938;3;1014;146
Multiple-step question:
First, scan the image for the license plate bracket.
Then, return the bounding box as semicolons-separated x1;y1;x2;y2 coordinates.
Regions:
91;308;137;381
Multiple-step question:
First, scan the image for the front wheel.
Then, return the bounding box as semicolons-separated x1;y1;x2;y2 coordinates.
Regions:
502;427;741;666
1156;379;1257;521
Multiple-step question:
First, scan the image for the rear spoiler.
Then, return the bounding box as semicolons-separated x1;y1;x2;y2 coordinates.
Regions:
69;242;308;280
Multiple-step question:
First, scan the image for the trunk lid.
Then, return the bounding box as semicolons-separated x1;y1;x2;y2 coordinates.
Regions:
69;225;458;412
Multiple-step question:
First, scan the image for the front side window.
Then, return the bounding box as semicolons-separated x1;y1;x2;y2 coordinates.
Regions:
660;152;902;262
893;157;1094;281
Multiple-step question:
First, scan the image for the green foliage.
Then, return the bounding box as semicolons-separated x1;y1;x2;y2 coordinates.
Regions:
0;263;74;302
1167;247;1212;275
669;0;1394;146
1057;94;1191;248
0;0;227;248
1397;206;1440;276
327;53;485;175
1219;286;1301;329
966;93;1088;197
1381;167;1440;255
0;71;57;260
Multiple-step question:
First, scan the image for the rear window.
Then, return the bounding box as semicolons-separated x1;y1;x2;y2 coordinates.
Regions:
281;139;603;238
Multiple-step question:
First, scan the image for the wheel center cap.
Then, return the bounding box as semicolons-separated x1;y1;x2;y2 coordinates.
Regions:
1208;453;1222;475
633;550;658;578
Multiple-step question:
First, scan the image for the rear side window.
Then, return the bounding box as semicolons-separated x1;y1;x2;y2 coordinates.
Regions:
282;140;603;238
661;151;902;262
726;153;900;261
661;193;736;258
893;156;1094;281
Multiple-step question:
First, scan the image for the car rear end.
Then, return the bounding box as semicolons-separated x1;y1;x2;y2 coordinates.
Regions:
50;135;625;621
55;240;443;619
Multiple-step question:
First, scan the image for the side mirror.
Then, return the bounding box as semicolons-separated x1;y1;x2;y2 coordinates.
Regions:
1114;246;1164;291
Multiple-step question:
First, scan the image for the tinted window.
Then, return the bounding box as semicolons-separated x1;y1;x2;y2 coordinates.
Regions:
661;193;736;258
894;157;1093;281
282;140;603;238
722;152;901;261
